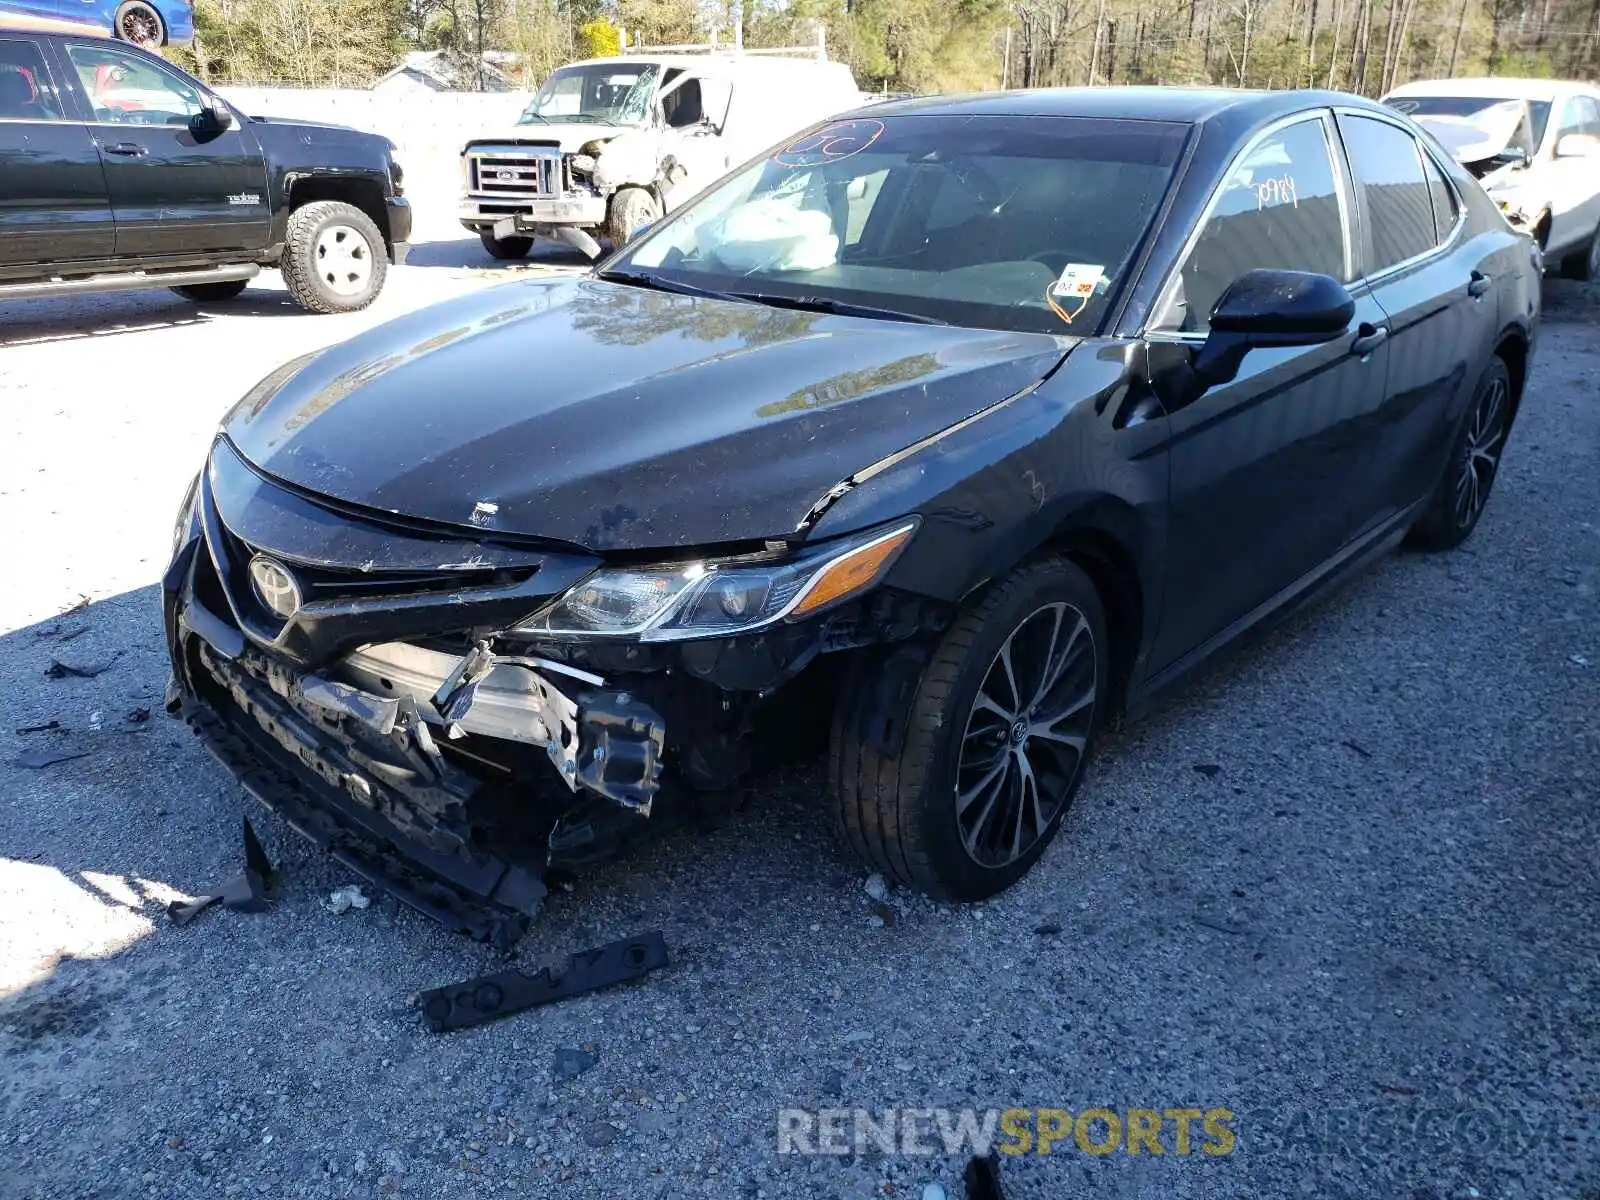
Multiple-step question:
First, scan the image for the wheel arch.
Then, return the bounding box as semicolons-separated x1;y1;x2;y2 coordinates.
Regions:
1493;327;1530;427
286;174;390;248
1037;519;1149;716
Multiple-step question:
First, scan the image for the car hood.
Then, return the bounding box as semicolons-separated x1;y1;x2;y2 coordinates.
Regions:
1412;100;1534;181
223;278;1072;553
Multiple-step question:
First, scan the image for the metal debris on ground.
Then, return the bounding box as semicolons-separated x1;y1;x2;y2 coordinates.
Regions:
963;1153;1009;1200
12;745;91;769
419;930;669;1034
43;655;118;680
326;885;370;914
166;817;277;926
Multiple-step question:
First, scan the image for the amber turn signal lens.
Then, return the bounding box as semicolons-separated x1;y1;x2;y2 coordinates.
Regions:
790;524;916;618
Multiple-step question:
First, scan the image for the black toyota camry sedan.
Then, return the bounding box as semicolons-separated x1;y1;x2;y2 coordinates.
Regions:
164;87;1542;946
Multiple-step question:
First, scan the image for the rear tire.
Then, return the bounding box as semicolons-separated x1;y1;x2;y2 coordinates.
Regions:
279;201;386;315
114;0;165;46
827;557;1108;901
1407;356;1512;551
605;187;660;246
479;231;533;260
1559;224;1600;281
171;280;248;303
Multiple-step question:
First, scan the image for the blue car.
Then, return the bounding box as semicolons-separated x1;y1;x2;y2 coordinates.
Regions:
0;0;194;47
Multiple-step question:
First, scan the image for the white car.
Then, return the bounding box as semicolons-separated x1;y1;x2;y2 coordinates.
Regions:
1384;77;1600;279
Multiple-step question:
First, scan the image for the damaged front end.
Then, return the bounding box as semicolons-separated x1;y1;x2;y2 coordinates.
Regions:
1411;99;1544;232
164;437;937;947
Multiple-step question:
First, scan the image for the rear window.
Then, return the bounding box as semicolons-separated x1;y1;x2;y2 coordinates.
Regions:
0;38;60;120
615;114;1190;335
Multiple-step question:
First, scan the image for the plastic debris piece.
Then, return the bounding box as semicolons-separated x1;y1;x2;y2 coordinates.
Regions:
13;746;92;769
166;817;277;926
863;873;889;902
921;1183;949;1200
43;655;118;679
964;1154;1009;1200
326;885;371;914
419;930;668;1033
552;1046;599;1081
15;720;61;734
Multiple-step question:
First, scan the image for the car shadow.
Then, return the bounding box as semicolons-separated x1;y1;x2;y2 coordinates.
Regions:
0;286;304;349
403;234;594;272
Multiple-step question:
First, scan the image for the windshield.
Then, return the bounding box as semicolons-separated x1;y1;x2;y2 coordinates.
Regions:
606;114;1188;335
1386;95;1553;150
520;62;659;126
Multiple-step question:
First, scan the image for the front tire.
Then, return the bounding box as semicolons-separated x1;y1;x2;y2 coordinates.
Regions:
1559;223;1600;281
171;280;248;303
605;187;660;246
1408;356;1512;551
479;231;533;260
828;558;1108;901
279;201;386;315
114;0;165;45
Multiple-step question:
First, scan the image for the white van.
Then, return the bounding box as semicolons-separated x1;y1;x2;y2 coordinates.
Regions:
458;46;865;258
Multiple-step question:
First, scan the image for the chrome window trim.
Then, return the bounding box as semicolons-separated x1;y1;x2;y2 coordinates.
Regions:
1145;109;1355;336
1333;106;1466;285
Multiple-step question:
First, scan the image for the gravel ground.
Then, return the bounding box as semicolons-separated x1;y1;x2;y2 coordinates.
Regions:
1;219;1596;1200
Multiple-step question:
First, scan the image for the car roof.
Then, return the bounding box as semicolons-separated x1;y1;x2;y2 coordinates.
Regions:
845;85;1389;126
1385;76;1598;102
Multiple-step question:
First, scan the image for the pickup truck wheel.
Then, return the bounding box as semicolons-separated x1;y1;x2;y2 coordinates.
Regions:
115;1;165;45
606;187;660;246
171;281;248;303
1559;223;1600;281
827;557;1108;901
479;232;533;260
280;201;386;314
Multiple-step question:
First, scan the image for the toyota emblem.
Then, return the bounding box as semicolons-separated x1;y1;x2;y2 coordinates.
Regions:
496;169;516;181
248;555;302;620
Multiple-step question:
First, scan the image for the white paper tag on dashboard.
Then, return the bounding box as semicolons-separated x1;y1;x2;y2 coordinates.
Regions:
1050;263;1106;298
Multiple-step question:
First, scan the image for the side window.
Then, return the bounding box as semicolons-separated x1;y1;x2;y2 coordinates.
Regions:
1578;97;1600;136
1419;149;1459;245
1555;97;1588;140
1338;115;1436;273
66;43;205;125
0;38;61;120
1153;116;1347;334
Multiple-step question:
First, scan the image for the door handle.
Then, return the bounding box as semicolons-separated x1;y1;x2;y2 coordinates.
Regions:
104;142;147;157
1350;324;1388;357
1468;270;1492;297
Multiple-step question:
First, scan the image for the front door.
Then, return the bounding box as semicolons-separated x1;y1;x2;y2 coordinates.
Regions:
1145;112;1392;668
0;35;114;268
63;40;269;257
658;73;732;211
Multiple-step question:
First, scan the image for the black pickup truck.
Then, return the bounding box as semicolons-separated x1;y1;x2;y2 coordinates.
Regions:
0;31;410;313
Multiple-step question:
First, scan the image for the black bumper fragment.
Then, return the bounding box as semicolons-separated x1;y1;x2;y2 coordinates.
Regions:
419;930;669;1033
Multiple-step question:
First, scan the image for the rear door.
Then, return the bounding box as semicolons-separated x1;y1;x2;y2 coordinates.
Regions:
0;34;113;268
1334;110;1493;532
61;39;269;257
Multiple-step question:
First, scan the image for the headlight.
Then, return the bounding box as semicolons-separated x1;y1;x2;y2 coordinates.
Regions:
171;472;200;554
516;521;917;641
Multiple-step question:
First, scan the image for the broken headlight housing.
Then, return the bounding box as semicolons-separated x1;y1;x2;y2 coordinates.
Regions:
516;521;917;642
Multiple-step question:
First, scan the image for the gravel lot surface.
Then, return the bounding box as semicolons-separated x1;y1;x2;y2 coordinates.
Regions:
1;200;1596;1200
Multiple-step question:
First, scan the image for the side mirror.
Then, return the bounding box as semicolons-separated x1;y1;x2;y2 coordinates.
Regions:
197;96;234;133
1192;268;1354;388
1555;133;1599;158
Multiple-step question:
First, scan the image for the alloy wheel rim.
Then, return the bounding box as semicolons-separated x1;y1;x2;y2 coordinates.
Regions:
315;225;374;297
1453;375;1507;529
121;5;159;43
956;602;1097;869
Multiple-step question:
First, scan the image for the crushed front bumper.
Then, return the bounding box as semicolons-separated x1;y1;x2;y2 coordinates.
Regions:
458;194;607;234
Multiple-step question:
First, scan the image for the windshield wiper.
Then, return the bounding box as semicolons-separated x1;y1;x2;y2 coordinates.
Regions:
724;293;949;326
518;111;549;125
595;269;742;302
